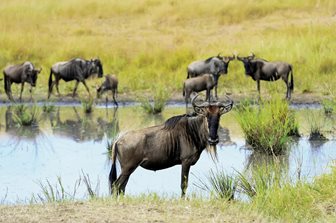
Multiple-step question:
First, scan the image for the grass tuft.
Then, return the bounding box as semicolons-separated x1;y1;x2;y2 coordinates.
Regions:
140;87;169;114
12;104;40;126
81;97;95;114
235;97;294;155
195;169;236;201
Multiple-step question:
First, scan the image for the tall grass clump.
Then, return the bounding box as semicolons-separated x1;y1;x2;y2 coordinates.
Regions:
307;111;328;141
81;97;95;114
322;99;336;115
236;163;284;199
251;166;336;222
13;104;40;126
32;177;81;203
195;169;236;201
235;98;293;155
140;87;169;114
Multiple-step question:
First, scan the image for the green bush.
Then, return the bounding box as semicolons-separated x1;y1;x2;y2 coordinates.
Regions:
235;98;294;155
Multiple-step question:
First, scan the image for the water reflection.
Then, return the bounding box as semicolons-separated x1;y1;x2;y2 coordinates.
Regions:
4;106;46;152
50;107;119;142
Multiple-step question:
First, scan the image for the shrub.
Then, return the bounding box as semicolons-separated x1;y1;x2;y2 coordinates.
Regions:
140;87;169;114
13;104;40;126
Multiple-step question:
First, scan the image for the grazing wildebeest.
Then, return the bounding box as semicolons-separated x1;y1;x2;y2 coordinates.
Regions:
48;58;103;99
3;61;42;102
96;74;118;107
109;94;234;197
187;54;235;99
183;74;216;107
237;54;294;99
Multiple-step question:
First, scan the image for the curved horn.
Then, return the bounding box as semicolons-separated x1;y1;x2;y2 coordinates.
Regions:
212;96;234;115
249;52;255;59
192;94;209;114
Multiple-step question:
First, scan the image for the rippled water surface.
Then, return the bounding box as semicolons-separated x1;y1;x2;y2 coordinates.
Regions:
0;104;335;203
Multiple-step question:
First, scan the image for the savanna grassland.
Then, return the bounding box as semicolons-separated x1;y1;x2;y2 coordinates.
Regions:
0;0;336;102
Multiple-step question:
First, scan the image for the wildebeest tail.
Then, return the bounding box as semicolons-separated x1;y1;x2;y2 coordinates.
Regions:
3;71;8;95
48;69;53;92
182;82;185;97
289;65;294;91
109;140;118;193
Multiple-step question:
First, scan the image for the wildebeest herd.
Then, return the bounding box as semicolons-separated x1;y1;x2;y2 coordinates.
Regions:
2;53;293;196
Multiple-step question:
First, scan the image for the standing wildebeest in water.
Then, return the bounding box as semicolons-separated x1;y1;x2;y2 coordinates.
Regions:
237;54;294;99
3;61;42;102
183;74;216;107
187;54;235;99
109;94;234;197
48;58;103;99
96;74;118;107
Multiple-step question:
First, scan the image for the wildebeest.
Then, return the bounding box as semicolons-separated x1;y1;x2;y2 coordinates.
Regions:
187;54;235;99
183;74;216;107
109;94;233;197
48;58;103;99
96;74;118;107
3;61;42;102
237;54;294;99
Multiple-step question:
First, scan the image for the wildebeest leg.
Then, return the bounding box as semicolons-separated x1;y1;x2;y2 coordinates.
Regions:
112;89;118;107
20;82;25;102
214;85;218;100
72;81;79;97
6;80;14;102
206;88;211;102
29;86;33;101
181;163;191;197
81;80;91;97
113;166;137;195
282;77;290;100
55;78;61;96
256;80;261;99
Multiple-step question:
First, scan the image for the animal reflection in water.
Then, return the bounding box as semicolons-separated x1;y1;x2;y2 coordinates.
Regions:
109;94;234;197
50;107;119;142
4;106;47;152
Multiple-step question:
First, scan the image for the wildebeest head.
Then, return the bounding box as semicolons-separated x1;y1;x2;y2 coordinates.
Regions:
191;94;233;159
91;58;103;78
236;53;257;76
221;55;235;75
26;67;42;87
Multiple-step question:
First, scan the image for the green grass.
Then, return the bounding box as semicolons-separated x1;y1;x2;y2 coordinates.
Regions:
140;87;169;114
0;0;335;99
195;169;236;201
12;104;40;126
81;97;95;114
235;97;295;155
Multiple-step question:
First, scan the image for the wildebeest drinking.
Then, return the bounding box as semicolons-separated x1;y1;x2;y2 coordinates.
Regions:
3;61;42;102
237;54;294;99
183;74;216;107
187;54;235;99
96;74;118;107
48;58;103;98
109;94;233;197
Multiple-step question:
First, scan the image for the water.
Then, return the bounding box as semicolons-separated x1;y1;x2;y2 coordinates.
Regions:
0;104;335;203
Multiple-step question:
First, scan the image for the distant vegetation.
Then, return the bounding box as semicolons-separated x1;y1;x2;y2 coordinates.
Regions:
0;0;335;99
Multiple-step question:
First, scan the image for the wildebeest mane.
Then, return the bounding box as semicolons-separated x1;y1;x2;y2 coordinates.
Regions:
163;114;187;130
205;56;214;63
